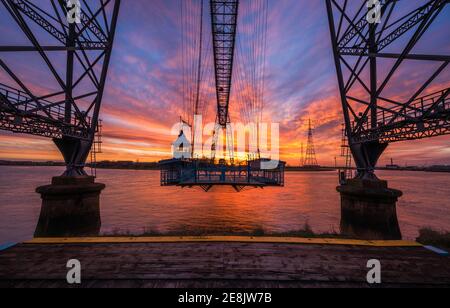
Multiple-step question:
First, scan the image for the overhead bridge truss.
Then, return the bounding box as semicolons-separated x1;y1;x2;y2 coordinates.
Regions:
210;0;239;127
326;0;450;178
0;0;121;175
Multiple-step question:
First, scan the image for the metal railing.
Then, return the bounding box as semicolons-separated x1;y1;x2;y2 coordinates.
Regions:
0;83;93;139
161;160;285;187
354;88;450;132
0;83;91;126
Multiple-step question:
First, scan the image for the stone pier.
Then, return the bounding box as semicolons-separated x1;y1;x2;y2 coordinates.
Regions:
34;176;105;237
337;178;403;240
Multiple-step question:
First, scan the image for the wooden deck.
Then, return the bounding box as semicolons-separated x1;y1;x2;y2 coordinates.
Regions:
0;237;449;288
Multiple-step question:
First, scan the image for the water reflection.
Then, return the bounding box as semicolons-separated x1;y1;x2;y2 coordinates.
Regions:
1;166;449;243
32;173;404;241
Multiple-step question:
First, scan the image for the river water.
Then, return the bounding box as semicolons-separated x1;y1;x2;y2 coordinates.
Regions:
0;166;449;243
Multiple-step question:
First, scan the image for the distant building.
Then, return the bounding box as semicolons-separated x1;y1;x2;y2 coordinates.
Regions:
386;158;400;170
172;129;191;159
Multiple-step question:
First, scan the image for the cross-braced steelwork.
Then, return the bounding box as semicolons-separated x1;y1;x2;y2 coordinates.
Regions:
326;0;450;179
0;0;121;176
210;0;239;127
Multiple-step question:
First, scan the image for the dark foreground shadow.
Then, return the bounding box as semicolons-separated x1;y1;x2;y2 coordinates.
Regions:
338;179;402;240
34;176;104;237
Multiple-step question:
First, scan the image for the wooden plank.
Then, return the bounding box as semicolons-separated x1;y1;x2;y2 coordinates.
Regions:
24;236;422;247
0;242;449;288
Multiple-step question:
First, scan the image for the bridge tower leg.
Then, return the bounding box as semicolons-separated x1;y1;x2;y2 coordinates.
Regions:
346;19;389;181
337;177;402;240
35;177;105;237
54;137;92;177
36;132;104;237
349;20;387;181
326;0;405;239
350;139;387;181
0;0;121;236
52;21;91;177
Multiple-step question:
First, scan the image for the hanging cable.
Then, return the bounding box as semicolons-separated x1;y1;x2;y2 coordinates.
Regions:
231;0;269;158
194;0;204;116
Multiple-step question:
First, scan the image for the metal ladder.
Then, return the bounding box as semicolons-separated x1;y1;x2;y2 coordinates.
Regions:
90;120;103;177
340;124;353;183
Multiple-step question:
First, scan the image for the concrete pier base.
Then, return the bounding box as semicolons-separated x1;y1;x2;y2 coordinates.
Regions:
34;176;105;237
337;179;403;240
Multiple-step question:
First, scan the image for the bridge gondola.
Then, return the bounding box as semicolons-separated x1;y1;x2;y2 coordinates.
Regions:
160;158;285;192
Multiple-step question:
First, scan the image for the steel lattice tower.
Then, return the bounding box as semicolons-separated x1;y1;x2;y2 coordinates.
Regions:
326;0;450;180
0;0;121;176
304;119;318;167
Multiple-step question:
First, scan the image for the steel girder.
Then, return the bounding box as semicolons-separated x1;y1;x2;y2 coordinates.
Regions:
326;0;450;178
210;0;239;127
0;0;121;175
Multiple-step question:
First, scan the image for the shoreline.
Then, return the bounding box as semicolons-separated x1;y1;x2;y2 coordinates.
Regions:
1;162;450;173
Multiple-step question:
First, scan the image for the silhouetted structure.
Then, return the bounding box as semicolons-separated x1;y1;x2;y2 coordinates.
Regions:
340;124;353;182
326;0;450;240
304;119;319;168
210;0;239;162
160;0;284;191
0;0;121;176
160;158;285;192
326;0;450;180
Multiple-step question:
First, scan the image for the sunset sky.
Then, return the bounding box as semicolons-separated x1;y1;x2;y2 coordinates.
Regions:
0;0;449;166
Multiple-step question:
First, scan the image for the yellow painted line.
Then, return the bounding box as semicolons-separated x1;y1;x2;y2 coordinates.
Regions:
24;236;422;247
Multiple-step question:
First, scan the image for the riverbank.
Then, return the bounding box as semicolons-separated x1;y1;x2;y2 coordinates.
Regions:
94;226;450;251
417;228;450;250
2;160;450;173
